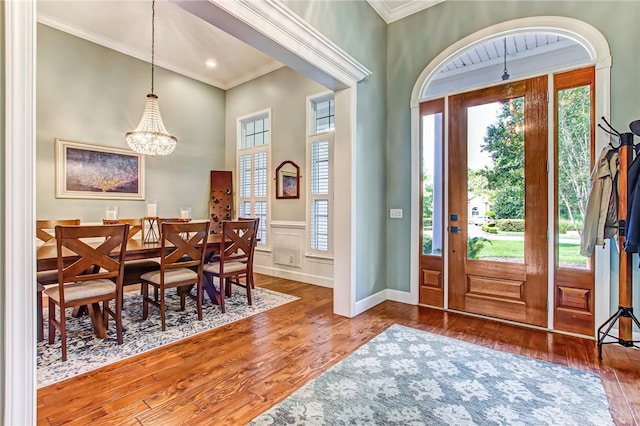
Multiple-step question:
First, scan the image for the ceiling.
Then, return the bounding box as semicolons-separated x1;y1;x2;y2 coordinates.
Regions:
37;0;443;91
37;1;587;94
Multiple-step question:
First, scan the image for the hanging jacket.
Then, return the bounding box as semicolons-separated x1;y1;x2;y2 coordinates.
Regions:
625;152;640;252
580;145;618;257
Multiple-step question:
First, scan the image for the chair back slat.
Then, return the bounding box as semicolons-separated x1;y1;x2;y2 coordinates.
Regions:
55;224;130;285
36;219;81;243
159;222;210;271
221;219;258;263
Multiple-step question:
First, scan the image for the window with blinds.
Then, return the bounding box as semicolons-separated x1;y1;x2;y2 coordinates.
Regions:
307;93;334;256
238;110;270;246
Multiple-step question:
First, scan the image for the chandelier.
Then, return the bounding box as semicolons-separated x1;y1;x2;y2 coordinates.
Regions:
126;0;177;156
501;37;510;81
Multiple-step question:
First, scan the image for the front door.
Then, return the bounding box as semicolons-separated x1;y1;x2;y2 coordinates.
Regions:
448;76;548;327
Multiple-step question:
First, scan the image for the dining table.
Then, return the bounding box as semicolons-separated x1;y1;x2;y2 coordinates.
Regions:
36;233;226;339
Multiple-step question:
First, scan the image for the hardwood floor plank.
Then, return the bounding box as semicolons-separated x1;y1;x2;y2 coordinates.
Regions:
37;275;640;425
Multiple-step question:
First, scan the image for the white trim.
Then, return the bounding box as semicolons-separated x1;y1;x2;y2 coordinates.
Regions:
333;87;357;317
4;0;36;424
354;289;414;316
254;265;333;288
366;0;444;24
172;0;371;90
270;220;305;229
409;17;612;333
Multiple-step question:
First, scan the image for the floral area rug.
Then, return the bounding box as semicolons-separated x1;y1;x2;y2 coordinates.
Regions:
251;324;613;425
37;286;298;388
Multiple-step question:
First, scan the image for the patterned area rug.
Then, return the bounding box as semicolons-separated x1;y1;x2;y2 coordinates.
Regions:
37;286;298;388
251;324;613;425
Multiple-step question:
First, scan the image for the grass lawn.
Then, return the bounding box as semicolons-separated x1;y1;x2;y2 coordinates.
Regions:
475;239;586;266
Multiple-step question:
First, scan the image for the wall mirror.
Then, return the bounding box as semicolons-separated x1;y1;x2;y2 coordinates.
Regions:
276;160;300;199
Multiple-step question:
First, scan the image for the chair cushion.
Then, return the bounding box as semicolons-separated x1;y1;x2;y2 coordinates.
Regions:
140;268;198;285
43;280;116;303
203;261;247;275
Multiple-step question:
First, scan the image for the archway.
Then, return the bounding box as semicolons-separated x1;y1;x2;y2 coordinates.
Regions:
408;16;611;331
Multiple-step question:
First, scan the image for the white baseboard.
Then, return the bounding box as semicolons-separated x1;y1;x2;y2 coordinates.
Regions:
254;265;333;288
386;289;414;305
354;289;388;315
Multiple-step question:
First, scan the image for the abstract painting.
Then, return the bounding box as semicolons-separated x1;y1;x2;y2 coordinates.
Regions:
55;139;145;200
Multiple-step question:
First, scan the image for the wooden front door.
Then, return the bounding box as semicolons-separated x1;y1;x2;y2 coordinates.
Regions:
448;76;548;327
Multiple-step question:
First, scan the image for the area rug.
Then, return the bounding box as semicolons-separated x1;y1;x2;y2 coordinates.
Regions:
37;286;298;388
251;324;613;425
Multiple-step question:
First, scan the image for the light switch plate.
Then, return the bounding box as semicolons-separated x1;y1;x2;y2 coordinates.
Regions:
390;209;403;219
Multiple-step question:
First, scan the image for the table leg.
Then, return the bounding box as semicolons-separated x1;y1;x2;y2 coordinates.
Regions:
86;302;107;338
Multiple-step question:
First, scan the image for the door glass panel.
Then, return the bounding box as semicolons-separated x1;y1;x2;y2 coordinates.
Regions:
557;85;591;270
467;98;525;263
422;112;443;256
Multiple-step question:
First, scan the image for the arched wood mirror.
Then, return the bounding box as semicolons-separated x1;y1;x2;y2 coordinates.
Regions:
276;160;300;199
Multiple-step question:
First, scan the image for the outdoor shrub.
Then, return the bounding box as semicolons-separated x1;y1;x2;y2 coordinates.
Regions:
422;235;433;254
558;219;580;234
482;222;498;234
496;219;525;232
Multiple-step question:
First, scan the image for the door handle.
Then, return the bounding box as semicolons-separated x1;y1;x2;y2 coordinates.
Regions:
449;226;464;233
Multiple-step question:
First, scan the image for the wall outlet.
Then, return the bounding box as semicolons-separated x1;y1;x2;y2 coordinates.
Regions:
390;209;403;219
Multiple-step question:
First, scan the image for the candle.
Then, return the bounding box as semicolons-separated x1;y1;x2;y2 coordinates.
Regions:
180;209;190;219
106;210;117;220
147;203;157;217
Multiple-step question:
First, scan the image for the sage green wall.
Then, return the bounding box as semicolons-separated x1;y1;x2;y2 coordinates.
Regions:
282;0;388;301
36;24;226;222
385;0;640;292
224;66;325;222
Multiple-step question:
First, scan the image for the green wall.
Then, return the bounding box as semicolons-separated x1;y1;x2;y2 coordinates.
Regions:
36;24;226;222
224;66;325;222
385;0;640;292
283;0;389;301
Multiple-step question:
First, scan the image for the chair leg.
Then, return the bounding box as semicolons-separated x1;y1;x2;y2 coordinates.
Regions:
219;277;225;313
48;298;56;345
37;284;44;342
196;282;203;321
160;288;166;331
142;282;149;320
246;276;252;306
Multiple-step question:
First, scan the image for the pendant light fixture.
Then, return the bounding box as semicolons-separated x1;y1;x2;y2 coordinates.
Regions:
501;37;510;81
126;0;177;156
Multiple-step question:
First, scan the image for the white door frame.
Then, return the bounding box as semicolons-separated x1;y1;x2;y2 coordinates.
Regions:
3;1;370;423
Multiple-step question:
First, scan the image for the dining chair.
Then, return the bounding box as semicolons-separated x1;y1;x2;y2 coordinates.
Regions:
238;217;260;289
140;221;210;331
203;219;258;312
35;219;81;342
103;218;159;287
44;223;129;361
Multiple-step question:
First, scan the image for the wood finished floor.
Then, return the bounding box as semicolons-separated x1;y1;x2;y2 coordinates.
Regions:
38;275;640;425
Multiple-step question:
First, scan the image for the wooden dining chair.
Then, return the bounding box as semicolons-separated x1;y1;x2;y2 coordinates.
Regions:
35;219;81;342
238;217;260;289
103;218;159;287
203;219;258;312
140;221;210;331
44;224;129;361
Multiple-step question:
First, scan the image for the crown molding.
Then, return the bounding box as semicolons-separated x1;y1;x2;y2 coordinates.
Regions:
366;0;444;24
173;0;371;90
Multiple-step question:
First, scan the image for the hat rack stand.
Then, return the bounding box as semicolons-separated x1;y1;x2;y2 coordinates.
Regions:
596;117;640;358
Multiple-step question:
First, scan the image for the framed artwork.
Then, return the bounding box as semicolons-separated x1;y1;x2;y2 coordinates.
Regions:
55;139;145;200
275;160;300;199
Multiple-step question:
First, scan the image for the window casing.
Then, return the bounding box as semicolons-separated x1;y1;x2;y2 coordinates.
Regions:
307;94;334;256
237;110;270;247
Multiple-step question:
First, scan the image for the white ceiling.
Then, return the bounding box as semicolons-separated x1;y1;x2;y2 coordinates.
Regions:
38;0;584;95
37;0;443;91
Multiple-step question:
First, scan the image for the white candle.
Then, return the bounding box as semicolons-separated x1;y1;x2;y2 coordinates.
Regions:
180;209;189;219
147;203;157;217
106;210;117;220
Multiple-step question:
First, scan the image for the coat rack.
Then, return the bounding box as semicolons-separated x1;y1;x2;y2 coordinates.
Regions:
596;118;640;358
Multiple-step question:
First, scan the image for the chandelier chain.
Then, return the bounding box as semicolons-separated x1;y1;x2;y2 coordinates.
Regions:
151;0;155;94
